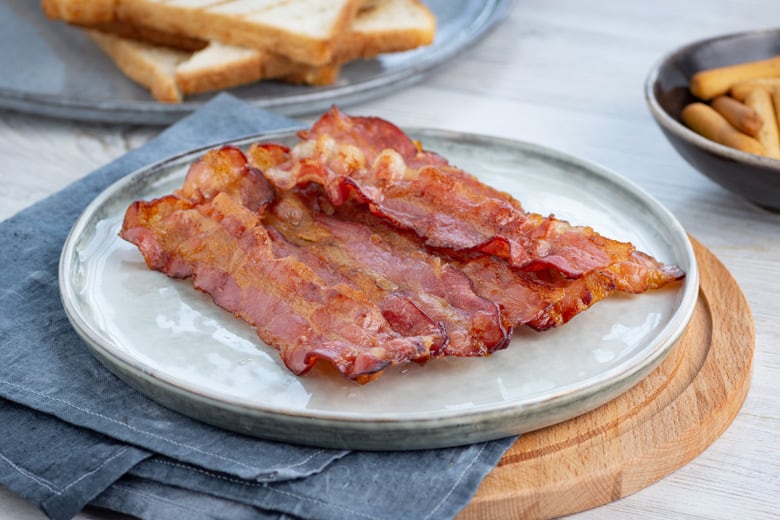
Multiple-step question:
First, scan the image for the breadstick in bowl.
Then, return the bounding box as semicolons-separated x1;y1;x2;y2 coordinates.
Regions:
681;102;766;155
742;88;780;157
690;55;780;100
710;95;764;137
730;77;780;101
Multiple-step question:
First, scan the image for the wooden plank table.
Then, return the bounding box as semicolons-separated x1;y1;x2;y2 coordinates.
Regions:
1;0;778;518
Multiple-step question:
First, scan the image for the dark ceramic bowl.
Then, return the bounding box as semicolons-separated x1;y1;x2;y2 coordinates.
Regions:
645;28;780;211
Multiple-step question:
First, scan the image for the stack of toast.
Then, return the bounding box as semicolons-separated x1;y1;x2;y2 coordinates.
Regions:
41;0;436;103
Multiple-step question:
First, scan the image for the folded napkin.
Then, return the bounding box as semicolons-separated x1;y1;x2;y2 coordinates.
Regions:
0;94;515;520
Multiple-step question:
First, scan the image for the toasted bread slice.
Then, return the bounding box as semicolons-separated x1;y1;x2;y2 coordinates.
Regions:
86;20;208;52
175;41;342;94
87;30;343;101
175;41;264;96
45;0;436;63
86;29;188;103
261;53;342;87
337;0;436;60
45;0;366;66
66;0;435;102
65;1;437;59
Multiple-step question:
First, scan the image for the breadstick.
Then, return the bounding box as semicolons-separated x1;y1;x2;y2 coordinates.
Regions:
730;78;780;101
742;88;780;157
710;95;763;137
771;88;780;143
689;55;780;100
681;102;765;155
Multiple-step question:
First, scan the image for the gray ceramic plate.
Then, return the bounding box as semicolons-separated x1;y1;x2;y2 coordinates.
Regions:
60;129;698;450
0;0;511;124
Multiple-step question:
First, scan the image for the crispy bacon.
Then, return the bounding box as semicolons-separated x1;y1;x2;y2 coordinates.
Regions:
266;190;509;357
120;111;686;384
121;148;448;383
258;107;685;283
177;145;275;210
248;112;684;333
454;255;623;331
330;201;674;332
120;146;514;382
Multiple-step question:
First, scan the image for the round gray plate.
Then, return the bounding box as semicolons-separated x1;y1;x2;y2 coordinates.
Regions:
59;129;698;450
0;0;512;124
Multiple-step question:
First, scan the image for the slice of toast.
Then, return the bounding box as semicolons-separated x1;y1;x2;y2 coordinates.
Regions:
174;41;265;96
70;0;436;103
85;20;209;52
87;28;189;103
336;0;436;61
44;0;436;63
45;0;366;66
87;30;342;102
69;0;436;61
175;41;342;95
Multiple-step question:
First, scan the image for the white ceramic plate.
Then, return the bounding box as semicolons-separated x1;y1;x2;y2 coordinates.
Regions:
0;0;511;124
60;129;699;450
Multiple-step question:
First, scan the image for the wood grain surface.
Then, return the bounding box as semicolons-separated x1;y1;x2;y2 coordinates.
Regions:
459;237;754;519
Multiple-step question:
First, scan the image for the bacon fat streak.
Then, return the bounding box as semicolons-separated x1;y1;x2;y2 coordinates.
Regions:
120;110;685;383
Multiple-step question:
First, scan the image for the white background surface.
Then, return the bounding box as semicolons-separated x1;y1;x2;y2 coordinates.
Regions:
1;0;778;518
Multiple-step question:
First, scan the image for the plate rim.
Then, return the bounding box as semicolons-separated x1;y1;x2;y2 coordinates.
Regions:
59;127;699;449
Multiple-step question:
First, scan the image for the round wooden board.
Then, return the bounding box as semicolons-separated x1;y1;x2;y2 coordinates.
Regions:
459;237;755;520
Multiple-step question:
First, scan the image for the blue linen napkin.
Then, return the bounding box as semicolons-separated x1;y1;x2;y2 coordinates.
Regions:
0;94;515;519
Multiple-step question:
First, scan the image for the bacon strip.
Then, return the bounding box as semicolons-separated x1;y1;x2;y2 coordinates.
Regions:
120;146;514;382
121;147;445;383
248;116;684;332
121;111;686;384
266;190;509;357
176;145;275;210
259;107;685;284
455;255;621;331
331;201;672;332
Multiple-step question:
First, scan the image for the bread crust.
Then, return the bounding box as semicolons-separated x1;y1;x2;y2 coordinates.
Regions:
176;43;264;95
86;30;186;103
336;0;436;61
80;21;208;52
50;0;437;102
41;0;116;23
114;0;364;66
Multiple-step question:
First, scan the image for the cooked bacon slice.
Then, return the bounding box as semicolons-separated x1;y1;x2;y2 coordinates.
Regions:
266;190;510;357
250;130;684;332
331;201;679;332
454;254;664;331
121;113;687;384
257;107;685;284
177;145;275;210
121;148;446;383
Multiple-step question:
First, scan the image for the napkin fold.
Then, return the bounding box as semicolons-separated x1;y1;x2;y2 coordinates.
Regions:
0;94;515;520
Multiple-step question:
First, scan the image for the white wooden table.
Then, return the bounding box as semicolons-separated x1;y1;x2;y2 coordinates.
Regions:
2;1;778;518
